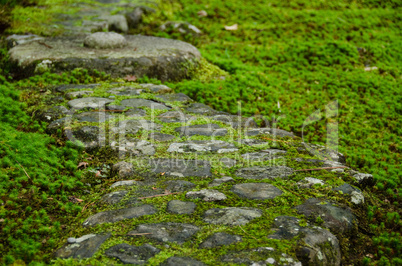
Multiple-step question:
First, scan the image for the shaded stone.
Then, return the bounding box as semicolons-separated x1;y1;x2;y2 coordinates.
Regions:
334;184;364;204
139;83;172;93
208;176;235;187
219;158;237;168
167;200;196;214
105;243;160;264
125;108;147;117
9;36;201;81
149;159;211;177
126;7;144;29
235;166;294;180
100;190;127;205
70;126;105;149
54;233;111;259
65;90;94;99
246;128;295;138
110;180;137;188
74;111;114;123
242;149;287;162
268;216;341;266
185;103;216;115
82;204;157;227
68;97;113;110
175;123;227;137
36;106;69;122
149;132;176;142
110;119;162;135
120;98;170;110
112;161;134;178
160;256;206;266
165;180;196;192
102;15;129;33
203;207;262;226
348;170;375;188
297;177;325;189
208;114;257;129
158;111;194;123
295;198;357;234
231;183;283;200
186;189;227;201
155;93;193;103
128;223;200;244
47;117;68;131
199;232;242;249
111;139;156;156
84;32;127;49
167;140;237;153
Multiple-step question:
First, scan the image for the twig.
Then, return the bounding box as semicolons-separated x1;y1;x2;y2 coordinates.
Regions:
138;192;181;200
81;200;97;212
295;166;347;172
38;42;53;49
238;225;259;241
15;159;31;181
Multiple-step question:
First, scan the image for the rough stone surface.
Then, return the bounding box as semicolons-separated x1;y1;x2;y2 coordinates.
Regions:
110;180;137;188
139;83;172;93
199;232;242;249
158;110;194;123
160;256;206;266
68;97;113;110
235;166;294;180
110;119;162;135
74;111;114;123
111;139;156;156
167;140;237;153
297;177;325;189
185;103;217;115
175;123;227;137
107;86;142;96
120;98;171;110
208;114;257;129
54;233;111;259
208;176;235;187
186;189;227;201
9;35;201;80
334;184;364;204
113;161;134;178
219;158;237;168
165;180;196;192
105;243;160;264
156;93;193;103
238;139;269;147
246;128;295;138
203;207;262;225
231;183;283;200
348;170;375;187
100;190;127;205
148;132;176;142
149;159;211;177
128;223;200;244
65;90;94;99
167;200;196;214
242;149;287;162
84;32;127;49
82;205;157;227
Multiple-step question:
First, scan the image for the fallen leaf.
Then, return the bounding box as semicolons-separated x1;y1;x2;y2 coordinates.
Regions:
224;24;238;31
152;187;157;190
124;75;137;81
197;10;207;17
160;172;165;176
68;196;84;203
0;219;4;222
77;162;88;169
95;171;101;177
47;197;53;200
164;189;171;194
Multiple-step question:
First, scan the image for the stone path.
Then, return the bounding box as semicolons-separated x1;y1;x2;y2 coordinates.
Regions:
5;1;375;264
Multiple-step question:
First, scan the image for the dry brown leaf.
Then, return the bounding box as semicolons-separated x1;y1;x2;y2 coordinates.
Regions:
124;75;137;81
95;171;101;177
160;172;165;176
152;187;157;190
77;162;88;169
224;24;238;31
197;10;208;17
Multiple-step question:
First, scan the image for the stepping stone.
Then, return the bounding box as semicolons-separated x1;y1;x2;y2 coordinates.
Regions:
71;126;105;149
155;93;193;103
235;166;294;180
246;128;295;138
105;243;160;264
160;256;206;266
149;159;211;177
120;98;171;110
56;84;100;92
203;207;262;226
158;111;194;123
100;190;127;205
54;233;111;259
185;103;217;115
221;247;300;266
82;204;157;227
125;108;147;117
74;111;114;123
167;140;237;153
107;86;142;96
68;97;113;110
175;124;227;137
186;189;227;201
110;180;137;188
165;180;196;192
110;119;162;134
268;216;341;266
65;90;93;99
208;114;257;128
295;198;357;234
199;232;242;249
111;139;156;156
139;83;172;93
208;176;235;187
106;104;128;111
297;177;325;189
112;161;134;178
220;158;237;168
149;132;176;142
127;223;200;244
167;200;196;214
238;139;269;147
334;184;364;204
231;183;283;200
242;149;287;162
9;35;201;80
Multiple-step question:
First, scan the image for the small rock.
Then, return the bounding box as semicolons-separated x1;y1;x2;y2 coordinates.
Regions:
68;97;113;110
160;21;202;35
246;128;295;138
175;123;227;137
186;189;227;201
155;93;193;103
149;132;176;142
65;90;94;99
165;180;196;192
149;159;212;177
167;200;196;214
231;183;283;200
199;232;242;249
235;166;294;180
105;243;160;264
54;233;111;259
84;32;127;49
100;190;127;205
208;176;234;187
297;177;325;189
139;83;172;93
120;98;170;110
219;158;237;168
112;161;134;178
167;140;237;153
160;256;206;266
103;15;128;33
110;180;137;188
158;110;194;123
204;207;262;226
185;103;216;115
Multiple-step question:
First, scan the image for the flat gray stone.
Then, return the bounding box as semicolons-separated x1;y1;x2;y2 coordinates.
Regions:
139;83;172;93
56;84;100;92
82;204;157;227
105;243;160;264
84;32;127;49
128;223;200;244
107;86;142;96
231;183;283;200
149;132;176;142
74;111;114;123
160;256;206;266
186;189;227;201
155;93;193;103
54;233;111;259
238;139;269;147
110;180;137;188
167;200;196;214
199;232;242;249
71;126;105;149
235;166;294;180
6;34;45;47
203;207;262;226
165;180;196;192
334;184;364;204
219;158;237;168
110;119;162;135
100;190;127;205
297;177;325;189
125;108;147;117
246;128;295;138
68;97;113;110
65;90;94;99
175;123;227;137
242;149;287;162
295;198;357;234
9;35;201;81
120;98;170;110
208;114;257;129
149;159;211;177
208;176;235;187
112;161;134;178
158;111;194;123
167;140;237;153
185;103;216;115
111;139;156;156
